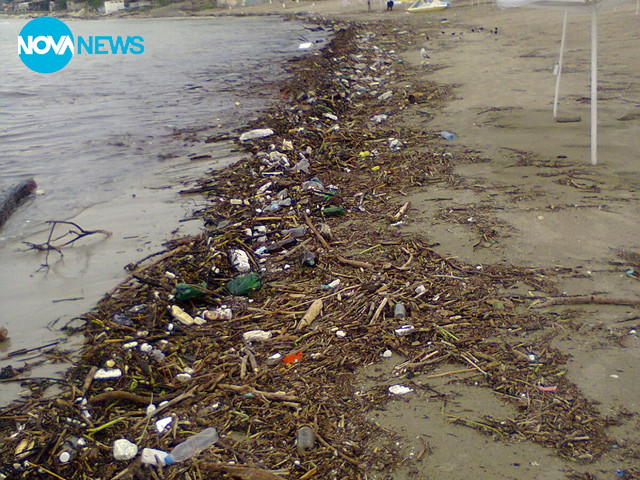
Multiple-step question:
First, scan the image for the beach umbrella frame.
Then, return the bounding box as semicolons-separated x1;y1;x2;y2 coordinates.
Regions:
497;0;632;165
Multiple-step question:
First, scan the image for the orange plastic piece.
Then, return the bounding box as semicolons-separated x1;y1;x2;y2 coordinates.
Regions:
283;351;303;364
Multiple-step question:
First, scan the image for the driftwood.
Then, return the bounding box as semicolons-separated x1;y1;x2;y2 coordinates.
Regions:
532;295;640;309
23;220;112;269
0;177;37;229
202;463;286;480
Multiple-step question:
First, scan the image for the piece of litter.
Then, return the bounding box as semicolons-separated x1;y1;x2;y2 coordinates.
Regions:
239;128;274;142
394;325;416;336
382;349;393;358
155;417;173;433
243;330;272;343
267;352;283;365
389;385;413;395
283;351;303;364
94;368;122;381
537;385;557;392
141;447;168;466
372;114;388;124
439;130;456;141
113;439;138;461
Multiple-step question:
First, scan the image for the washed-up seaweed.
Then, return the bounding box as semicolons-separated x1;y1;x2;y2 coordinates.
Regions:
0;19;630;480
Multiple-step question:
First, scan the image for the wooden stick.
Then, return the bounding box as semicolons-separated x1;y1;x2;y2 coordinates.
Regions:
391;201;411;222
274;238;312;261
303;212;331;250
201;463;287;480
426;368;475;379
80;366;97;397
369;297;388;325
106;244;189;296
217;384;300;402
133;389;195;429
532;295;640;309
315;432;360;466
335;255;373;269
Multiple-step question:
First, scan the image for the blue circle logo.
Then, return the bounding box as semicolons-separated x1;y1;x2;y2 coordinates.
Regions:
18;17;74;74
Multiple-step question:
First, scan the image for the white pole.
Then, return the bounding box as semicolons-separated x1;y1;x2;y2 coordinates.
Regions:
590;9;598;165
553;11;568;120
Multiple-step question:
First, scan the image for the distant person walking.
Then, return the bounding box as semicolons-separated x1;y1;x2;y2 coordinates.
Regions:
386;0;394;10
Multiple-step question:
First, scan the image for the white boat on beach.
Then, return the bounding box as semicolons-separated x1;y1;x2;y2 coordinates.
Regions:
407;0;450;12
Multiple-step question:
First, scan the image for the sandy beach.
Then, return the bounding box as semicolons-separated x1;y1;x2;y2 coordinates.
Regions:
0;1;638;479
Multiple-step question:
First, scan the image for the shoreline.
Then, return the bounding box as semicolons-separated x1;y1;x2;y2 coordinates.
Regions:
0;14;330;401
1;5;639;480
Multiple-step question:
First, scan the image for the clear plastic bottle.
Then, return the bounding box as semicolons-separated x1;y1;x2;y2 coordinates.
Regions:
393;302;406;319
296;426;315;454
164;427;219;465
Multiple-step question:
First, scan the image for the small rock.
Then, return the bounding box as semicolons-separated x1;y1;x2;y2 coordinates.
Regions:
113;439;138;461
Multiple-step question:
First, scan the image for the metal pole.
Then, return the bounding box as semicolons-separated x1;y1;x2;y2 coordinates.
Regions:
553;11;568;120
590;9;598;165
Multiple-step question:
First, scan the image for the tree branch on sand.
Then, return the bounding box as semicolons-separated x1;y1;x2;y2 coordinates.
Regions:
23;220;111;269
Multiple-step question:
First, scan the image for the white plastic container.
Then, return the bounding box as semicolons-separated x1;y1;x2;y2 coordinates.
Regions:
164;427;219;465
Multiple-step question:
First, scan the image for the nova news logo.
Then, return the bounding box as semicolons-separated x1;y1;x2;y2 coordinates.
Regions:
18;17;144;74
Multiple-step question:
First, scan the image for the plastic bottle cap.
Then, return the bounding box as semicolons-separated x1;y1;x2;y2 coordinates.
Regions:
164;454;175;466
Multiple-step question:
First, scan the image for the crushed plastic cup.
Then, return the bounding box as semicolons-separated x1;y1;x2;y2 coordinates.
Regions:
230;249;251;273
389;385;413;395
296;426;315;454
440;130;457;141
243;330;272;343
394;325;415;336
239;128;274;142
155;416;173;433
94;368;122;381
170;305;195;326
203;307;233;321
